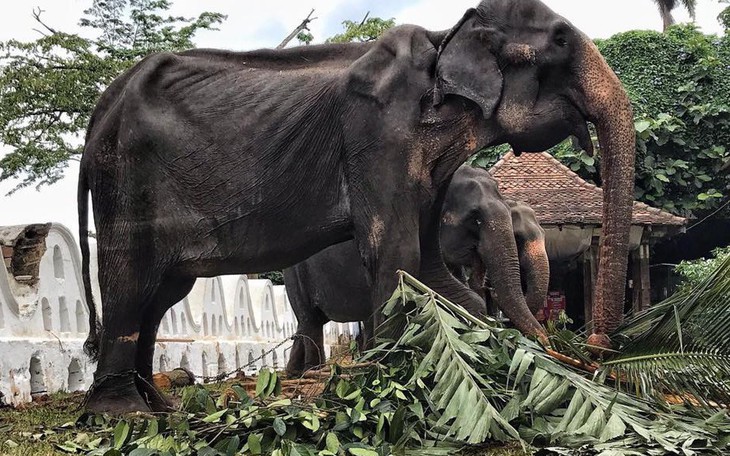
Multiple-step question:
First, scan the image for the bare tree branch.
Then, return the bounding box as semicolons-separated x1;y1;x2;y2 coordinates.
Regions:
31;7;58;36
358;11;370;27
276;9;317;49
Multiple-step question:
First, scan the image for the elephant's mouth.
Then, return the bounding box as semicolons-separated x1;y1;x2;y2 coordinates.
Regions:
442;246;474;266
498;89;594;156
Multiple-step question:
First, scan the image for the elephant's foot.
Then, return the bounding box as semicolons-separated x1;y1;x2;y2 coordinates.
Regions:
84;371;152;414
586;333;612;356
137;376;177;412
286;337;306;377
287;333;326;376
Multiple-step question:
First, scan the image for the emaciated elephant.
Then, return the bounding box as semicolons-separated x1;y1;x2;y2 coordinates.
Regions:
284;165;550;374
78;0;635;413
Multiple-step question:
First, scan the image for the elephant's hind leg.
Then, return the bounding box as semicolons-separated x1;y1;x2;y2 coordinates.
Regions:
288;321;328;376
287;314;328;376
135;276;196;412
284;268;328;376
84;244;170;414
85;277;157;412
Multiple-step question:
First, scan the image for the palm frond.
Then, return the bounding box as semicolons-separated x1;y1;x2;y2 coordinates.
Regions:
406;293;520;444
680;0;697;19
375;271;730;453
604;252;730;409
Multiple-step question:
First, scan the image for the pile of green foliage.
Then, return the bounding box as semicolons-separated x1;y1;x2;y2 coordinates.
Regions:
56;271;730;455
605;250;730;409
674;244;730;288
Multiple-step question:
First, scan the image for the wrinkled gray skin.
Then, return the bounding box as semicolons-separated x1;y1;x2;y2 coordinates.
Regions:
284;165;549;374
78;0;634;413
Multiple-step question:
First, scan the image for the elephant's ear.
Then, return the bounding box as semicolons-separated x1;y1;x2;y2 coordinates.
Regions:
435;9;503;119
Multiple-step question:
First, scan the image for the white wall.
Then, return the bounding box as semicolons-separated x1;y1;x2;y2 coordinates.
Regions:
0;223;356;406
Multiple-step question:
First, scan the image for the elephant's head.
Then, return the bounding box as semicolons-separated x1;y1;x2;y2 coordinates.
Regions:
441;167;545;339
434;0;635;348
506;200;550;317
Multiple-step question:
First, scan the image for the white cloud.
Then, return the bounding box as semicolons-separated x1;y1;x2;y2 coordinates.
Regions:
1;0;726;239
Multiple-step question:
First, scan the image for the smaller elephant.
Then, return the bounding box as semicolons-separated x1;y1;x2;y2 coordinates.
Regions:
436;167;549;319
284;165;549;375
448;197;549;318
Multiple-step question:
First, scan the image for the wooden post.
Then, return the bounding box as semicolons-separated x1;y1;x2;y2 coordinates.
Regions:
639;243;651;310
583;238;599;332
631;249;641;313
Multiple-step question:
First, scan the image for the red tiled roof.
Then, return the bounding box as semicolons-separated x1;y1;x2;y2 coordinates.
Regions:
489;151;686;227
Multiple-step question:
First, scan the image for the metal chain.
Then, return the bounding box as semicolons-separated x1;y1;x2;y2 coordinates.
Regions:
78;335;297;410
78;369;139;411
192;335;295;383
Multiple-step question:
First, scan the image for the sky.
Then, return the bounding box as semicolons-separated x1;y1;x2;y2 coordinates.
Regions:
0;0;727;239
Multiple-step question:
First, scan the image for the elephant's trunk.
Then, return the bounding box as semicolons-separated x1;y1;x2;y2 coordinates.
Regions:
575;38;636;349
480;205;545;339
520;238;550;316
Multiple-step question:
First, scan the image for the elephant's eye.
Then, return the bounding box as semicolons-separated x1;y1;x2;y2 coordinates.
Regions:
553;23;569;47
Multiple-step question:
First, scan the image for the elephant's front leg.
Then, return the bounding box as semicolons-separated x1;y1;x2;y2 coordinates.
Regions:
353;205;421;344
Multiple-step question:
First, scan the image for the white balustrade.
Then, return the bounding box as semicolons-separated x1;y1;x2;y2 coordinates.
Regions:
0;223;357;406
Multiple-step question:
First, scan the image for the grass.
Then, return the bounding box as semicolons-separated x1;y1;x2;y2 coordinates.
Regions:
0;392;83;456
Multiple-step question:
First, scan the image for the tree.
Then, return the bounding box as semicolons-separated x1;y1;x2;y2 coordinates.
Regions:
326;13;395;43
674;244;730;288
0;0;225;191
651;0;696;31
719;1;730;31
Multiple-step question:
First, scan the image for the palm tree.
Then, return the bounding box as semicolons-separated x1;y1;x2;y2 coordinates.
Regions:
653;0;697;31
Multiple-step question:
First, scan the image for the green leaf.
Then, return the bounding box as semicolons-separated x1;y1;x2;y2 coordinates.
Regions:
336;379;349;399
635;120;651;133
326;432;340;453
575;406;607;438
273;417;286;436
112;421;130;449
129;449;157;456
247;433;262;455
202;409;228;423
255;368;271;397
266;369;280;397
348;449;379;456
599;414;627;442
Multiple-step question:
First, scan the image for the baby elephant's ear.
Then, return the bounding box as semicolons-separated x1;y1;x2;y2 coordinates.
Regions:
435;9;503;119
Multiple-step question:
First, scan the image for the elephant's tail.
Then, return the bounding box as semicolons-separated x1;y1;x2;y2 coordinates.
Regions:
78;160;100;361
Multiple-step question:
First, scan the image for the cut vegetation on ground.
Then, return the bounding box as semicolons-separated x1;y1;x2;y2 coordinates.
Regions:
2;256;729;455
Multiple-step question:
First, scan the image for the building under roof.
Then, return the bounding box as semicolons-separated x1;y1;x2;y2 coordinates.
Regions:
489;152;686;326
